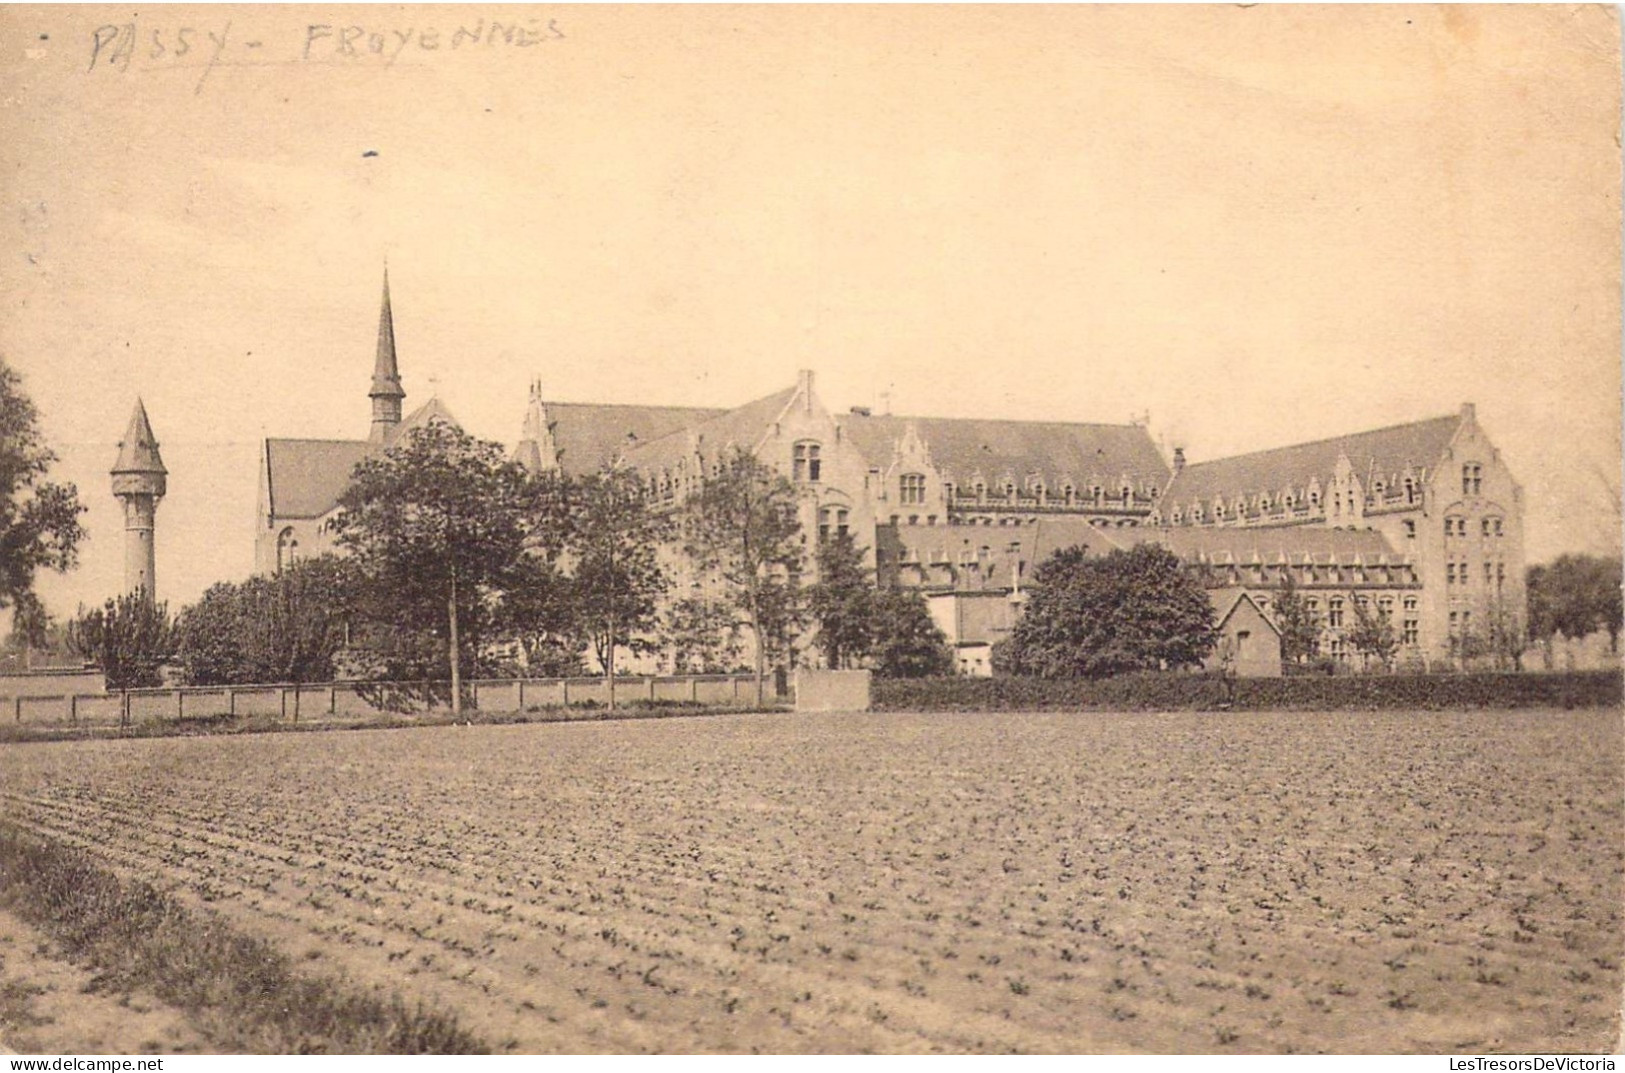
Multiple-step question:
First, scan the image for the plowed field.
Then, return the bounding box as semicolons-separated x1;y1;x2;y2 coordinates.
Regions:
2;709;1619;1053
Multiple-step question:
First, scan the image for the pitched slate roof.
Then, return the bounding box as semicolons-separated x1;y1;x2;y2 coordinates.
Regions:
264;398;461;519
1163;413;1461;506
841;413;1171;493
622;388;798;474
540;402;727;477
263;439;376;519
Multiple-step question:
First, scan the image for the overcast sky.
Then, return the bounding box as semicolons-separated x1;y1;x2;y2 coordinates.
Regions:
2;4;1619;620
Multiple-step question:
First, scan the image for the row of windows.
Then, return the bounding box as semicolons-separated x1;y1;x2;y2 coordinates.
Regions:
1444;515;1504;538
1446;560;1507;587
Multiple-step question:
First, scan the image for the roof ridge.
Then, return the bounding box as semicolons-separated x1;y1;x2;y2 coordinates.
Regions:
854;411;1147;432
266;437;373;446
625;386;799;458
1180;412;1460;470
540;399;729;414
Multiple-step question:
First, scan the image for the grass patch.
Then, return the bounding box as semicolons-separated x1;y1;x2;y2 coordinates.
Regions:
0;823;486;1054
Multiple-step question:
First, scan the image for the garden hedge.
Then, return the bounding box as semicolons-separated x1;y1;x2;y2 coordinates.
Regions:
872;669;1623;713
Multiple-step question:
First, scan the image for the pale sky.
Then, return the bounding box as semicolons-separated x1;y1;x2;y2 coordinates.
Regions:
2;4;1620;621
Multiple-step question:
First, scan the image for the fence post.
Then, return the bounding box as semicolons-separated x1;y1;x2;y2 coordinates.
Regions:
13;695;20;722
644;677;655;703
280;687;288;721
690;677;699;703
329;685;337;715
176;690;184;721
518;679;526;710
227;689;236;717
292;684;300;723
69;694;77;724
121;690;130;727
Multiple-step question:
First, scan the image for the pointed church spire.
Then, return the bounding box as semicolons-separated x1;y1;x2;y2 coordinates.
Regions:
369;267;405;442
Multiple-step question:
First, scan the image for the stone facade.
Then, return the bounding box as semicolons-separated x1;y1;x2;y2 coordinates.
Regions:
257;280;1524;677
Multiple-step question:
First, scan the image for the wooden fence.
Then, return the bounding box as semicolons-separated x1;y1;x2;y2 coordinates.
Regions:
6;674;773;728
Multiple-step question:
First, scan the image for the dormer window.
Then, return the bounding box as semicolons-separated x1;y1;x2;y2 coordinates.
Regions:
793;442;822;483
1061;483;1076;506
1092;485;1104;507
1171;508;1183;524
943;481;956;503
1001;479;1016;499
1121;483;1133;503
1403;476;1417;504
973;480;987;503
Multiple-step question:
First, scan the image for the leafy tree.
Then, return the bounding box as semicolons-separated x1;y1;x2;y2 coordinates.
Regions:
660;595;745;674
493;554;584;678
679;447;805;707
1346;595;1398;672
1528;554;1622;655
334;422;535;716
174;556;355;685
806;531;873;669
1271;568;1319;668
0;359;86;643
1000;543;1217;678
562;466;671;709
869;589;954;677
66;593;171;690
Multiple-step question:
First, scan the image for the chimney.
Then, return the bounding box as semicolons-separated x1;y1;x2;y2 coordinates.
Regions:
797;369;814;412
1460;402;1476;424
1172;446;1186;475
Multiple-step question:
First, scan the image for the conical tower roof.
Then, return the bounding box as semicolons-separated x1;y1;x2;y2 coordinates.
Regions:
112;398;167;476
370;268;404;401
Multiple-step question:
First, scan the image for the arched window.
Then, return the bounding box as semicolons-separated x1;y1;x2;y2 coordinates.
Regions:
1403;476;1417;504
276;527;298;573
900;473;926;505
793;442;822;483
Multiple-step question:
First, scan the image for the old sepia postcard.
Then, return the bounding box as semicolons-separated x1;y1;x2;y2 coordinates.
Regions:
0;3;1619;1058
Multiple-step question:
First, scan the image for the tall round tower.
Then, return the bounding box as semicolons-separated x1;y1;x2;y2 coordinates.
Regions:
110;399;167;600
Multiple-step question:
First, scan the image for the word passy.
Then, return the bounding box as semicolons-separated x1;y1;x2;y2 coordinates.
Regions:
88;16;562;72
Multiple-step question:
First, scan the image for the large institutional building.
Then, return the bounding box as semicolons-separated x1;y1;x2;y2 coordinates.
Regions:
260;276;1525;675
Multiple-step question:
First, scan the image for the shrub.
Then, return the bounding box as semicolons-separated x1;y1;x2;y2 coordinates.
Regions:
873;670;1623;712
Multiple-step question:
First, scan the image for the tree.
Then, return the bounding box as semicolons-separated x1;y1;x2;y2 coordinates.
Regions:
174;556;355;685
659;595;745;674
66;593;171;690
806;531;873;669
1346;596;1398;672
1271;568;1319;669
869;589;954;677
679;447;805;707
334;422;535;717
563;466;671;710
0;359;86;643
1528;554;1622;656
1000;543;1218;678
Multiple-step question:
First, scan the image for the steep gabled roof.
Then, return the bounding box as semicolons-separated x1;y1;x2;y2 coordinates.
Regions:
622;388;799;474
540;402;727;477
841;412;1171;492
1163;413;1462;506
263;439;376;520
